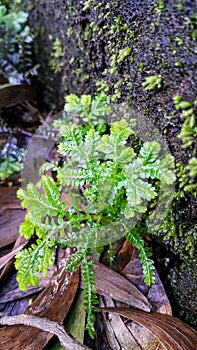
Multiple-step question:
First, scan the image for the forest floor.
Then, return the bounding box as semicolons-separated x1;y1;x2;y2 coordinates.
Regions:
0;102;197;349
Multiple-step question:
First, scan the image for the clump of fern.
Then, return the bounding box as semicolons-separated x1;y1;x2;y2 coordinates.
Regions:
0;2;36;84
15;93;176;337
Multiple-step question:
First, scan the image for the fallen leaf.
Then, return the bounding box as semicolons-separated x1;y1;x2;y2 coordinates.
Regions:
102;308;197;350
100;295;142;350
0;248;79;349
0;209;25;248
0;235;27;283
0;84;36;107
0;186;22;210
0;243;26;270
80;261;151;312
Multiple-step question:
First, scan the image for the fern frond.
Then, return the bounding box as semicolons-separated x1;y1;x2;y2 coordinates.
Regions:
83;129;100;161
81;250;99;339
98;120;135;165
90;92;111;119
57;167;87;187
110;120;133;142
41;175;65;210
15;238;54;291
39;161;60;176
122;162;157;217
58;127;100;167
126;229;155;286
65;248;87;272
98;135;135;165
17;183;60;218
19;214;35;239
156;154;176;184
138;141;161;164
64;94;86;116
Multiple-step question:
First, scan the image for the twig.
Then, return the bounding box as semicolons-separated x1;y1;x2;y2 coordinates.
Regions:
0;314;90;350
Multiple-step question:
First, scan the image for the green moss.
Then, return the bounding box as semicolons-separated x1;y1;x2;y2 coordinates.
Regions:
27;2;35;11
142;75;163;90
49;38;64;73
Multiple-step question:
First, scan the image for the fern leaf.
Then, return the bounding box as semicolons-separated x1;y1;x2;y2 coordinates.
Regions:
138;141;160;164
110;120;133;142
15;238;54;291
19;214;35;239
138;247;155;286
98;120;135;165
123;162;157;211
90;92;111;118
0;156;23;180
126;229;155;286
98;135;135;164
83;129;100;160
64;94;84;116
39;161;60;175
65;248;87;272
17;183;60;218
58;167;87;187
41;175;65;210
81;251;99;339
157;154;176;184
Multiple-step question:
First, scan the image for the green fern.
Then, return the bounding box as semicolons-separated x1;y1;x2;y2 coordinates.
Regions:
63;92;110;124
0;156;23;180
15;237;54;291
126;228;155;286
81;251;100;338
17;181;62;220
65;248;99;338
98;120;135;164
0;4;35;83
15;93;176;339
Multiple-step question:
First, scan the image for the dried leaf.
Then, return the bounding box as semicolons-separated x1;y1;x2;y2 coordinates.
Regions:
0;243;26;269
102;308;197;350
80;261;151;312
0;186;22;210
0;84;35;107
0;248;79;349
0;235;27;283
0;314;90;350
0;209;25;248
100;296;142;350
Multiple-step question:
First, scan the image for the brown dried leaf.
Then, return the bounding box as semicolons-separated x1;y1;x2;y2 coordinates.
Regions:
0;243;26;270
0;248;79;350
100;295;142;350
0;186;22;210
0;209;25;248
102;308;197;350
121;248;172;315
0;84;36;107
86;261;151;311
0;235;27;283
